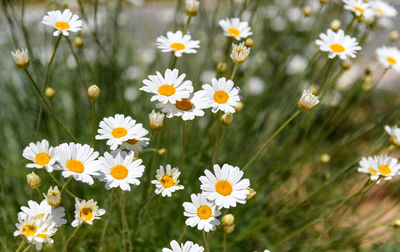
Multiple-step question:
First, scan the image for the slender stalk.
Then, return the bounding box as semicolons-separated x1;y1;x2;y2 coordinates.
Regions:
35;188;44;199
167;118;171;163
22;244;32;252
179;120;187;167
183;16;192;34
170;54;178;69
212;116;222;164
61;177;73;194
62;223;83;252
119;189;133;252
50;99;60;144
230;63;239;80
223;233;227;252
243;110;301;171
345;15;357;34
202;231;210;252
178;225;187;243
99;189;115;252
15;239;26;252
91;99;96;147
47;172;76;199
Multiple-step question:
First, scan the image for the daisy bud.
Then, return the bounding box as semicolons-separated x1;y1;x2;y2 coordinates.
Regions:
330;19;341;32
223;224;235;234
320;153;331;163
310;86;319;95
298;89;320;111
319;0;328;4
362;75;373;91
11;49;29;69
393;219;400;229
323;172;331;181
217;61;227;73
245;38;254;48
222;214;235;226
74;36;84;47
27;172;41;189
231;42;250;64
149;110;165;131
234;101;244;113
158;148;166;156
341;59;352;70
88;85;101;99
46;186;61;208
185;0;199;17
389;31;399;42
220;113;233;126
303;6;312;17
45;87;56;99
246;187;256;200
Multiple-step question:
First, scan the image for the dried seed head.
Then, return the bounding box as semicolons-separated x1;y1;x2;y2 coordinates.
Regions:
88;85;101;99
149;110;165;131
185;0;199;17
45;87;56;99
11;49;29;69
46;186;61;207
74;36;84;47
222;214;235;226
246;187;256;200
27;172;41;189
220;113;233;126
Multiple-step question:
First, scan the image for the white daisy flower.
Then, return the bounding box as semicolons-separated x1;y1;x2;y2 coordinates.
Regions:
315;29;362;60
199;164;250;209
375;46;400;72
151;164;184;197
96;114;149;151
372;154;400;182
156;91;207;121
343;0;375;19
98;150;145;191
156;31;200;57
71;198;106;227
370;0;397;18
55;143;100;185
358;156;379;181
14;215;57;250
198;78;241;114
42;9;82;37
385;125;400;146
18;200;66;227
162;240;204;252
141;69;194;104
183;193;221;232
22;139;58;172
120;139;149;156
219;18;253;41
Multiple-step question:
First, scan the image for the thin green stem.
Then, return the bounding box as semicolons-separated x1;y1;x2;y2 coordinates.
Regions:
91;99;96;148
345;15;357;34
230;63;239;80
35;188;44;199
167;118;171;163
183;16;192;34
47;172;76;199
223;233;227;252
178;225;187;243
61;177;73;194
15;239;26;252
202;231;210;252
99;190;115;252
22;244;32;252
179;120;187;168
212;114;222;164
62;223;82;252
119;189;133;252
50;99;60;144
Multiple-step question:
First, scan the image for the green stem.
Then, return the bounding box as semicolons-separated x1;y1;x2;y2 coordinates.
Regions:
178;225;187;243
99;190;115;252
91;99;96;148
212;116;222;164
183;16;192;34
167;118;171;163
48;172;76;199
202;231;210;252
345;15;357;34
179;120;187;168
35;188;44;199
243;110;301;171
61;177;73;194
119;189;133;252
223;233;227;252
62;223;82;252
22;244;32;252
50;99;60;144
15;239;26;252
230;63;239;80
170;54;178;69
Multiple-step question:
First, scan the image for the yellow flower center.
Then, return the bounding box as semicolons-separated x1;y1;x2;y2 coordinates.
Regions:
376;8;385;16
126;138;138;145
34;213;45;219
369;167;377;176
37;233;47;239
66;160;84;173
55;21;70;30
379;165;391;175
161;175;174;188
214;91;229;104
175;99;193;111
330;44;345;53
227;28;240;37
353;6;365;13
158;84;176;96
80;207;93;222
215;180;233;196
197;205;212;219
111;165;129;180
112;127;128;138
35;153;50;166
386;57;397;65
22;224;37;237
170;42;186;51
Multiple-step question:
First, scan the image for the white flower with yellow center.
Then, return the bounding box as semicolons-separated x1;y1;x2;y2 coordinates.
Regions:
358;156;379;181
42;9;82;37
18;200;66;227
156;31;200;57
14;215;57;250
55;143;100;185
96;114;149;150
71;198;106;227
151;164;184;197
141;68;194;104
375;46;400;72
385;125;400;146
370;0;397;18
119;122;150;155
156;91;207;121
162;240;204;252
22;139;58;172
98;150;145;191
219;18;253;41
183;193;221;232
315;29;361;60
372;154;400;182
199;164;250;209
343;0;374;19
198;78;241;114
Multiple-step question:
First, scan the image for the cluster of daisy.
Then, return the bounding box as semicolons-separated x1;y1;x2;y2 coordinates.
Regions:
343;0;397;22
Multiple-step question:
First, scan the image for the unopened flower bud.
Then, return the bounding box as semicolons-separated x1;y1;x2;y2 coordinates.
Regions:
298;89;320;111
319;0;328;4
27;172;41;189
393;219;400;229
220;113;233;126
222;214;235;226
320;153;331;163
231;42;250;64
330;19;341;32
303;6;312;17
234;101;244;113
217;62;227;73
362;75;373;91
74;36;84;47
11;49;29;69
245;38;254;48
88;85;101;99
389;31;399;42
246;187;256;200
223;224;235;234
45;87;56;99
158;148;166;156
149;110;165;131
341;59;352;70
46;186;61;207
185;0;199;17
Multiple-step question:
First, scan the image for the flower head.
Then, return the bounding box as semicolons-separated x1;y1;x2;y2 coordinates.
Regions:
230;42;250;64
71;198;105;227
42;9;82;37
45;186;62;208
18;199;66;227
149;110;165;130
156;31;200;57
315;29;362;60
375;46;400;72
185;0;200;17
22;139;58;172
370;0;397;19
358;155;400;183
163;240;204;252
385;125;400;146
11;49;29;69
219;18;253;41
358;156;379;181
151;164;184;197
298;89;320;111
27;172;41;189
343;0;375;19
